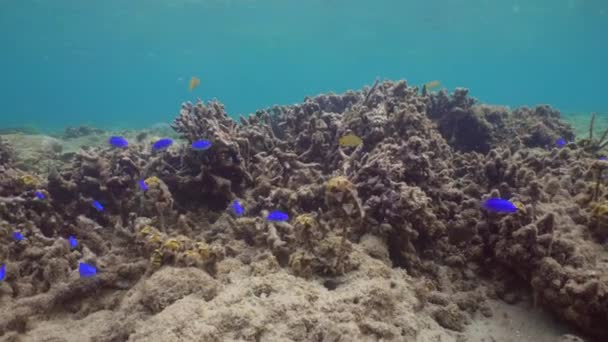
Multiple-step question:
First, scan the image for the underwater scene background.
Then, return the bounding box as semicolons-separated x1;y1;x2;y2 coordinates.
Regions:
1;0;607;131
2;1;608;342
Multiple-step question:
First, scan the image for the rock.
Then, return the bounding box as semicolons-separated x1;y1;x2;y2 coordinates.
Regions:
140;267;218;313
432;304;467;332
557;334;586;342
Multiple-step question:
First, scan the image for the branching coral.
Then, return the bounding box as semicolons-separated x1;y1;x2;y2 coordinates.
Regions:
578;112;608;155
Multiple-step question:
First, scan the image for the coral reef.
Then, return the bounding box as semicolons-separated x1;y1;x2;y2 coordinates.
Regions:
61;125;105;140
0;79;602;341
427;88;574;153
0;136;14;166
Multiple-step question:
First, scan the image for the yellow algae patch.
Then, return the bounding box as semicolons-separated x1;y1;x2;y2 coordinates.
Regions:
325;176;354;193
195;242;211;260
19;174;39;188
163;238;181;252
294;214;316;227
144;176;161;187
591;202;608;217
139;225;154;237
147;232;163;245
151;249;163;267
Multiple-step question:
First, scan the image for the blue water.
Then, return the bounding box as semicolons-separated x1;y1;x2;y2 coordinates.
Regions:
1;0;607;132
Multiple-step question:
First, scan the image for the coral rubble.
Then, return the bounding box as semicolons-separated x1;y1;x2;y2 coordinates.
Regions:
0;80;602;341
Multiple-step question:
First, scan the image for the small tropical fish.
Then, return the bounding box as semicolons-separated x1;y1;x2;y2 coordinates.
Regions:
108;136;129;148
482;198;518;213
13;232;24;241
339;134;363;147
192;139;212;150
0;264;5;282
138;179;149;192
599;156;606;161
189;76;200;91
34;191;46;200
267;210;289;222
555;138;567;148
68;235;78;249
152;138;173;151
512;201;525;211
92;200;104;212
425;80;441;90
79;262;97;278
230;200;244;217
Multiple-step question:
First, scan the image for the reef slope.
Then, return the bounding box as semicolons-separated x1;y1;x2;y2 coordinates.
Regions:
0;80;604;341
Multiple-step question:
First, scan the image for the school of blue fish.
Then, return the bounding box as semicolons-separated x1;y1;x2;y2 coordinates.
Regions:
0;136;288;282
0;134;576;283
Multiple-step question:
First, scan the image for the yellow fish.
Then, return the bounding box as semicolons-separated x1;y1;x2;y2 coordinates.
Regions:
188;76;200;91
339;133;363;147
513;201;525;211
425;80;441;90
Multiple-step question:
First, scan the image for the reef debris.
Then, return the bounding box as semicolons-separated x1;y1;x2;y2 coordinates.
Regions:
0;79;602;341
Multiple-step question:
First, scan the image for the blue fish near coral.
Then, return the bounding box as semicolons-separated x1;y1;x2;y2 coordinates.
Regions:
192;139;212;151
0;264;5;282
69;235;78;249
267;210;289;222
108;136;129;148
34;191;46;200
152;138;173;151
138;179;149;192
13;232;24;241
600;156;607;161
555;138;567;148
482;198;518;213
230;199;244;217
92;200;104;212
79;262;97;278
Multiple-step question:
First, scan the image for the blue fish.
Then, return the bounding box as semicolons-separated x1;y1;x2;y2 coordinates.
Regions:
108;136;129;148
0;264;5;282
13;232;24;241
79;262;97;278
69;235;78;249
482;198;518;213
267;210;289;222
555;138;567;148
34;191;46;200
230;200;244;217
138;179;149;192
152;138;173;151
92;200;104;212
600;156;607;161
192;139;212;151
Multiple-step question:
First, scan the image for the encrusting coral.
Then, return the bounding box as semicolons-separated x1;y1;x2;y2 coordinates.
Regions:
0;79;605;341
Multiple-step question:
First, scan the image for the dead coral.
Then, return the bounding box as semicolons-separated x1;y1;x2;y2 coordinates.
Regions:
61;125;104;140
139;266;218;313
1;79;605;341
578;111;608;155
0;136;15;167
171;100;253;205
427;89;574;153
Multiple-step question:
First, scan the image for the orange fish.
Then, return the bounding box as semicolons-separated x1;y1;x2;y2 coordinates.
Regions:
189;76;200;91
